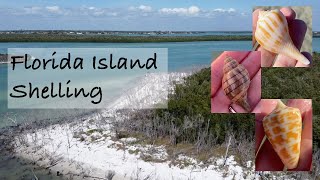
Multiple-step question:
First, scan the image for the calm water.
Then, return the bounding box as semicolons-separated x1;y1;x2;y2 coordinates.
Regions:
1;39;320;128
0;41;251;127
0;41;252;70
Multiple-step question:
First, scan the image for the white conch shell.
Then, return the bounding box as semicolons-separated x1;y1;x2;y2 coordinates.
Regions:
255;9;310;65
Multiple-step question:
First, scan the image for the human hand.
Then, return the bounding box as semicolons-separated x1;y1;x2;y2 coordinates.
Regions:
211;51;261;113
253;7;312;67
255;99;312;171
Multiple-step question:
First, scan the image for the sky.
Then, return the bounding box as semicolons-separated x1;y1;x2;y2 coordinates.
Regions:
0;0;319;31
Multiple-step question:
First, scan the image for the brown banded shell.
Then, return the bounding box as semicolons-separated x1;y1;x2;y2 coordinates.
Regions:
222;56;251;112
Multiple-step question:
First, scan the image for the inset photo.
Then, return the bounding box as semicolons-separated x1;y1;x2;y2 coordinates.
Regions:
255;99;312;171
211;51;261;113
253;6;312;67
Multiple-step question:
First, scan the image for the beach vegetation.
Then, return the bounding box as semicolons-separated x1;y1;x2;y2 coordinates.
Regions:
122;53;320;150
113;52;320;177
86;128;103;135
115;67;255;166
262;52;320;149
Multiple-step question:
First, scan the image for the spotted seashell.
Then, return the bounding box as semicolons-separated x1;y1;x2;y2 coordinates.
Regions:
222;56;251;112
255;9;310;65
262;100;302;169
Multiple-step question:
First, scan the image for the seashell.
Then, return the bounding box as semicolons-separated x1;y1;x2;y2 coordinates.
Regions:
262;100;302;169
222;56;251;112
255;9;310;65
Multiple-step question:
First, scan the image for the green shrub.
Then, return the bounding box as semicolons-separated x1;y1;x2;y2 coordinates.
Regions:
262;52;320;149
154;68;254;144
125;53;320;150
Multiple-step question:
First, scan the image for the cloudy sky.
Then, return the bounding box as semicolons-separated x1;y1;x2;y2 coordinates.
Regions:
0;0;319;31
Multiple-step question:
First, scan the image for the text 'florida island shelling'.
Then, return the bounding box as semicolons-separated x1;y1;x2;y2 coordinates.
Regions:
9;51;158;105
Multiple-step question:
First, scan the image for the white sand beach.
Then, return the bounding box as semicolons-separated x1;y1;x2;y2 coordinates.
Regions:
13;112;256;180
11;71;258;180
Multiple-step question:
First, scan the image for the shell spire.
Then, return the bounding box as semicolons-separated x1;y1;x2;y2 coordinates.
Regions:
262;100;302;169
255;9;310;65
222;56;251;112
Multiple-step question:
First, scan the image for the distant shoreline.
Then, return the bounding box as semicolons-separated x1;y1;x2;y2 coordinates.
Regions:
1;32;319;43
0;34;252;43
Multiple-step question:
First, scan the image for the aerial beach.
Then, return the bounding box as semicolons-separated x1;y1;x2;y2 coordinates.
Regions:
1;67;258;179
0;32;320;179
1;1;320;179
2;53;320;179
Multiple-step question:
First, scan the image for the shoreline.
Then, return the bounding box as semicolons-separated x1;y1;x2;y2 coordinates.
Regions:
9;108;253;180
2;66;317;179
0;70;212;179
0;71;191;130
0;34;252;43
0;34;319;43
1;69;251;179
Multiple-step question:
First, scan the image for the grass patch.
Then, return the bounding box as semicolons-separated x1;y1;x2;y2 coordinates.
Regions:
140;154;167;163
86;128;103;135
128;149;140;155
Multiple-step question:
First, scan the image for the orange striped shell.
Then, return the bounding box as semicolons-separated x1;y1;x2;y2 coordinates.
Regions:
255;9;309;65
222;56;251;112
262;101;302;169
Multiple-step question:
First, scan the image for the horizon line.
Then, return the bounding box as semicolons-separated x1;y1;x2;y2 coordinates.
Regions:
1;30;320;33
0;30;252;32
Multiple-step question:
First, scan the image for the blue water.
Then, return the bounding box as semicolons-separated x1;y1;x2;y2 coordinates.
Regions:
0;41;251;127
0;39;319;128
0;41;252;71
